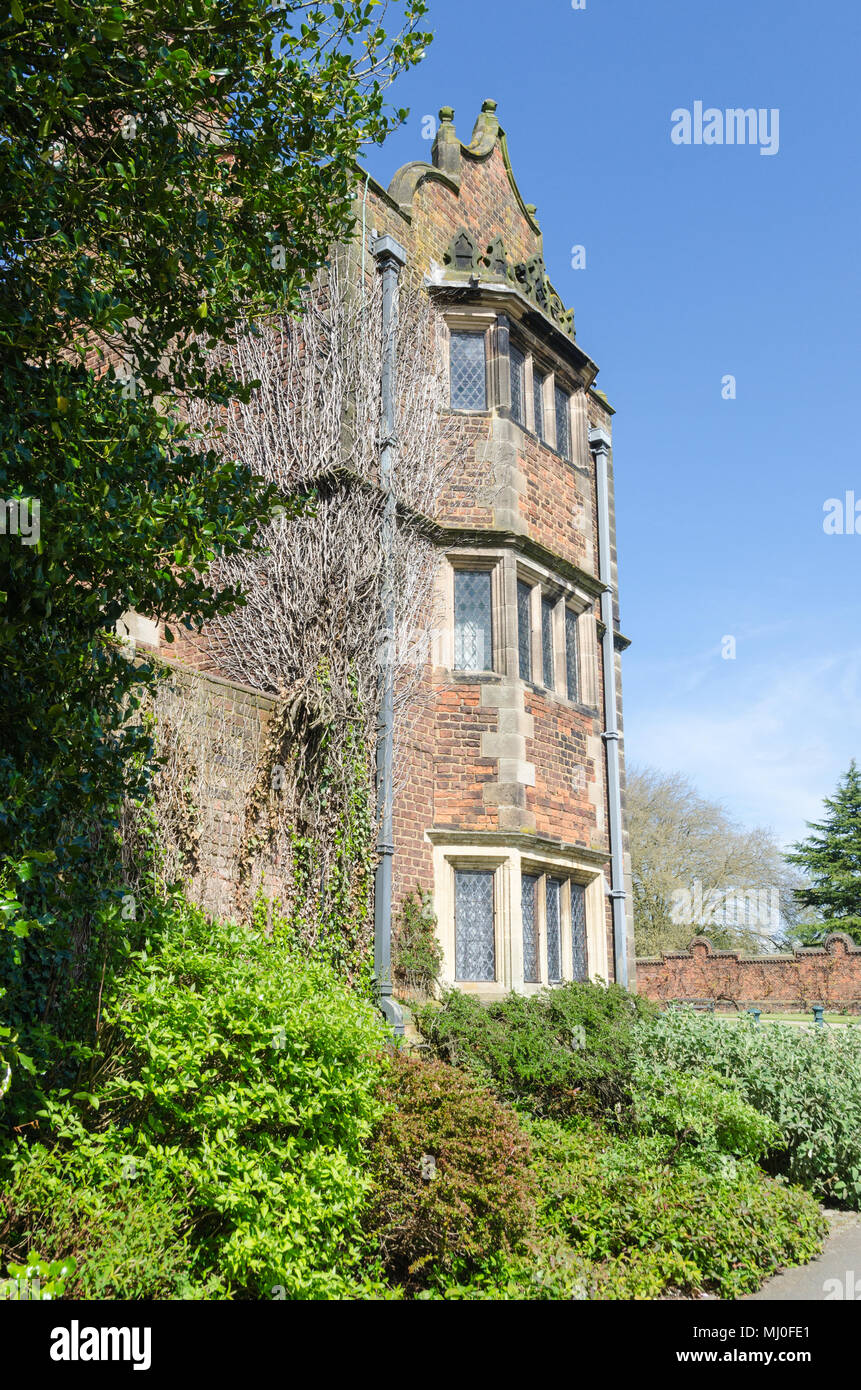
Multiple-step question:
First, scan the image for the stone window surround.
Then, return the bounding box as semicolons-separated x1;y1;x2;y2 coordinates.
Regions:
512;556;598;709
440;310;497;416
432;840;609;996
440;306;583;464
438;548;598;708
441;552;506;673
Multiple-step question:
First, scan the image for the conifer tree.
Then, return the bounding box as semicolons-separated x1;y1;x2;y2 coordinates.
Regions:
787;761;861;944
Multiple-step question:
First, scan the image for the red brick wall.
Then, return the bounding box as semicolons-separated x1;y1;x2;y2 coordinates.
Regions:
432;682;499;830
524;688;602;849
519;433;591;572
637;935;861;1012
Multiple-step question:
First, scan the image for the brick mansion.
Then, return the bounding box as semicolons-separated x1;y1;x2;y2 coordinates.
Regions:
125;100;636;997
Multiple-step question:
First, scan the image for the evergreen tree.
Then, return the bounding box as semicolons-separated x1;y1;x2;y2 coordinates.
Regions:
786;761;861;944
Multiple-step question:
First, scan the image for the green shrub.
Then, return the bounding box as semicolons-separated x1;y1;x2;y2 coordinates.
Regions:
512;1119;825;1300
362;1052;537;1290
628;1065;781;1166
416;982;655;1117
635;1010;861;1207
2;893;389;1298
1;1145;224;1299
393;888;443;996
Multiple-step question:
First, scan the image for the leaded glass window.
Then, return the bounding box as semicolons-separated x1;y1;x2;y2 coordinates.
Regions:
509;344;525;426
541;596;555;690
571;882;588;982
565;607;579;702
555;385;571;459
521;874;539;983
546;877;562;982
454;569;492;671
517;579;532;682
533;368;546;440
455;869;495;982
450;331;486;411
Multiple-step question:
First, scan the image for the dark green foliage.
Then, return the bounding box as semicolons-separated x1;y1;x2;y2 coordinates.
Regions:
416;982;656;1117
787;761;861;943
362;1052;537;1290
0;0;428;1118
393;887;443;995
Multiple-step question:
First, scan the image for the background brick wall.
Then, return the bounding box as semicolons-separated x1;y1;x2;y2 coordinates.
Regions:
637;935;861;1012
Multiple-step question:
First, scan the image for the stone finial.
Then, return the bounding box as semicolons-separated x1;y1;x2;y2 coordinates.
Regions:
432;105;461;176
469;99;500;155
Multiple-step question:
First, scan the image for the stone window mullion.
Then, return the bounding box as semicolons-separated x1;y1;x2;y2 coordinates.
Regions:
493;314;512;415
545;370;558;451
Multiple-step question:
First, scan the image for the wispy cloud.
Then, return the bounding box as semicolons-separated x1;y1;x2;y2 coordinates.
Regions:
627;646;861;847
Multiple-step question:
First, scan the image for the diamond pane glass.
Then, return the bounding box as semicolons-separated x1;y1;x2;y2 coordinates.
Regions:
510;344;525;425
533;369;545;439
571;882;588;982
454;569;492;670
450;332;486;411
455;870;495;982
555;385;571;459
521;873;539;983
546;877;562;982
541;596;555;690
517;579;532;682
565;607;579;702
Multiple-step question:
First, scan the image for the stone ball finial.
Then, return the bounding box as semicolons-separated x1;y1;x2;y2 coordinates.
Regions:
438;106;454;123
481;99;497;114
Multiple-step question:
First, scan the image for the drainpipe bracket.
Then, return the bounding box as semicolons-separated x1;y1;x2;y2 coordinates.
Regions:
588;426;612;454
372;234;408;268
377;992;405;1036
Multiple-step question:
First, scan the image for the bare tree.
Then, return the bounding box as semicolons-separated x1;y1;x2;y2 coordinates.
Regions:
180;247;469;932
628;764;810;956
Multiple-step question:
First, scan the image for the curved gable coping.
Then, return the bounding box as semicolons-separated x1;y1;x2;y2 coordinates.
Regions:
461;100;542;239
384;161;461;222
352;165;412;223
386;100;541;238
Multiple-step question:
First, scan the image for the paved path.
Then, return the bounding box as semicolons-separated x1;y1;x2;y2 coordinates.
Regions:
746;1210;861;1300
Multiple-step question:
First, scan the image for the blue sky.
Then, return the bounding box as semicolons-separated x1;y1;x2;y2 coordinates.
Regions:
361;0;861;849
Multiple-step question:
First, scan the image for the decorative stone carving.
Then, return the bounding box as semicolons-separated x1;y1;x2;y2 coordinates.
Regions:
442;230;576;339
444;227;478;274
483;236;508;279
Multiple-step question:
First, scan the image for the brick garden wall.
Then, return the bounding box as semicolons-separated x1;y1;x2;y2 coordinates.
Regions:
637;934;861;1013
147;657;288;922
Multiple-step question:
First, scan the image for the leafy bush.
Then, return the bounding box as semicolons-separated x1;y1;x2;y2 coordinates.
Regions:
416;982;655;1117
510;1119;825;1300
1;1147;224;1300
2;893;388;1298
628;1065;781;1166
635;1010;861;1207
393;888;443;996
362;1052;537;1290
